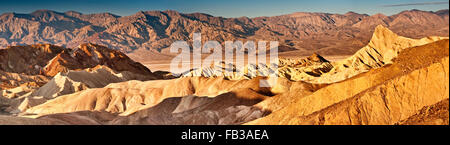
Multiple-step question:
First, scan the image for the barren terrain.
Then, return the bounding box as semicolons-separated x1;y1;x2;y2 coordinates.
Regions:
1;24;448;125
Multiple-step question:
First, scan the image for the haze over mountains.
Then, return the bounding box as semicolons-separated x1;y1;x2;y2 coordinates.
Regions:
0;9;448;56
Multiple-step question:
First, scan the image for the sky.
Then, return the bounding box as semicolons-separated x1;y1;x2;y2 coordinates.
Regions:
0;0;448;18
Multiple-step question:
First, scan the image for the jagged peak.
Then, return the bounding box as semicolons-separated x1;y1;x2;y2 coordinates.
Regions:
369;25;398;43
374;25;393;33
307;53;329;62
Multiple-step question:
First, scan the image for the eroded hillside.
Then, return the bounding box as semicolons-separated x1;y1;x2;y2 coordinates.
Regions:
0;26;448;125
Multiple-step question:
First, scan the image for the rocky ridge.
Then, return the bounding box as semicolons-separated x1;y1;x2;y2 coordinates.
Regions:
0;9;448;56
183;25;448;84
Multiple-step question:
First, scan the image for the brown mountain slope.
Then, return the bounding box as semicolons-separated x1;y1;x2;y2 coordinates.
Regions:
1;9;448;56
1;39;448;125
0;70;49;90
0;43;155;77
42;43;154;76
0;43;159;115
0;44;64;75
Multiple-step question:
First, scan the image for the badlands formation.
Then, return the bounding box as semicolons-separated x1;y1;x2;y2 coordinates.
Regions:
0;9;448;58
0;25;449;125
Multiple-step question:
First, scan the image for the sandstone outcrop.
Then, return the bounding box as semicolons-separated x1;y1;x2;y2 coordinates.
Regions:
1;24;448;125
0;43;155;77
248;39;449;125
183;25;448;84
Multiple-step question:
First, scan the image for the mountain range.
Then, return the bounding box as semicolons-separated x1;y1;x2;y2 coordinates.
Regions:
0;9;448;56
1;25;448;125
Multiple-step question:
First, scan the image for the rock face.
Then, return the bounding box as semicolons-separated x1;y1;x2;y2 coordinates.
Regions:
0;70;49;90
248;39;449;125
183;25;448;84
33;66;154;99
20;40;449;125
23;77;274;117
3;66;156;113
0;9;448;56
21;77;321;125
398;99;449;125
109;91;269;125
0;43;155;78
295;57;448;125
0;22;448;125
0;43;158;115
311;25;448;83
0;44;64;75
43;43;154;77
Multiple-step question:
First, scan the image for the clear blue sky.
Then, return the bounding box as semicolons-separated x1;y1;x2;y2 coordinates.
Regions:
0;0;448;17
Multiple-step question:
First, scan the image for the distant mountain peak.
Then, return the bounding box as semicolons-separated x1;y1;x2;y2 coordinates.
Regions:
372;13;387;18
0;9;448;55
344;11;361;16
30;9;59;15
64;11;83;16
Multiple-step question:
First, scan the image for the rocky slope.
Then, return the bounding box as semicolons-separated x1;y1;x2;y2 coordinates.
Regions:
0;43;158;115
17;39;448;125
0;44;64;76
0;43;155;77
0;70;49;90
183;25;448;84
248;39;449;125
4;66;155;113
310;25;448;83
0;23;448;125
398;98;449;125
0;9;448;56
18;76;323;124
22;77;274;117
33;66;154;99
